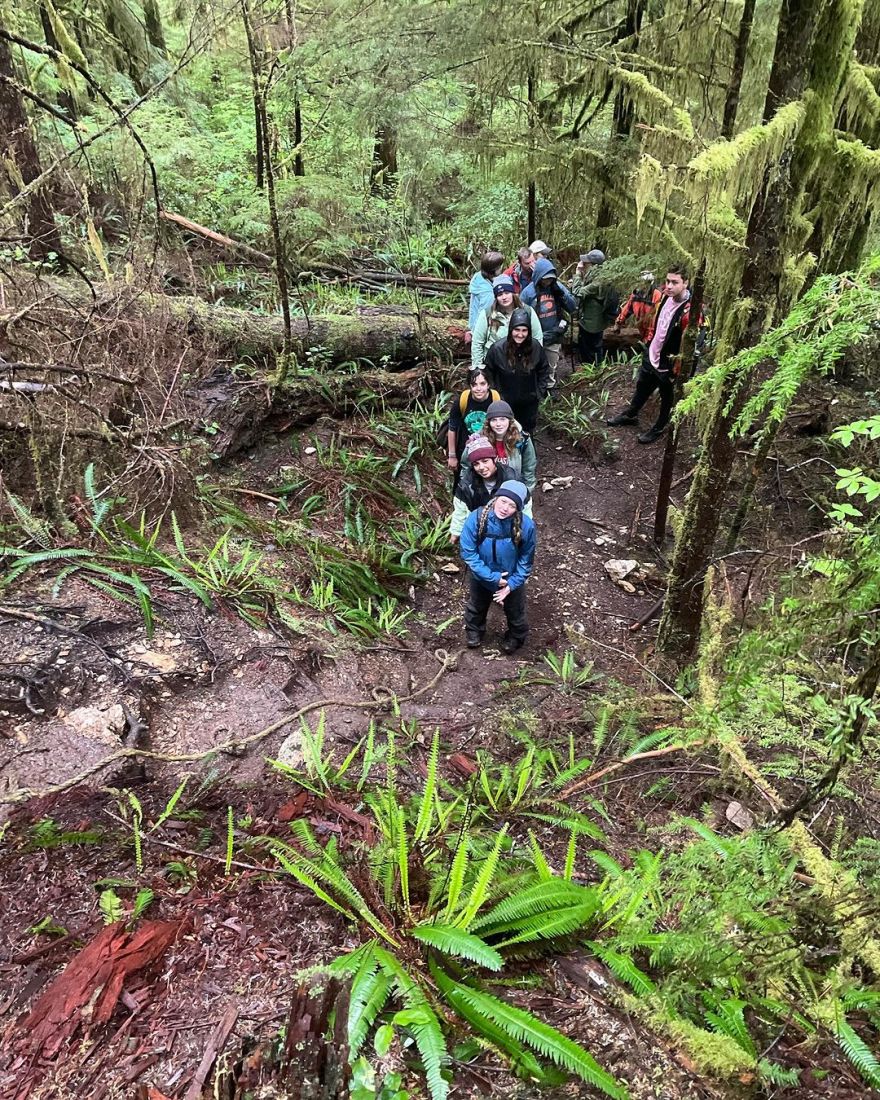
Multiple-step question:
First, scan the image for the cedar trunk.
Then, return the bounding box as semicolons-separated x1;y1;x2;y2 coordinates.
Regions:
0;35;65;264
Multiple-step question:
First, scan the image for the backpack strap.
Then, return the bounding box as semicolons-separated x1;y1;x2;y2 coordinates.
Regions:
459;390;469;416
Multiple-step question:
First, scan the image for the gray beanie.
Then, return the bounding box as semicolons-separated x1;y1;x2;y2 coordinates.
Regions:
486;399;514;421
496;480;529;510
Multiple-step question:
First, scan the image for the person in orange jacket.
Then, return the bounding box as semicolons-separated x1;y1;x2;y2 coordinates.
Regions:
614;271;662;340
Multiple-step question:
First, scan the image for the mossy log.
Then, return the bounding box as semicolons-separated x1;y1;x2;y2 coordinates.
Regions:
150;295;467;365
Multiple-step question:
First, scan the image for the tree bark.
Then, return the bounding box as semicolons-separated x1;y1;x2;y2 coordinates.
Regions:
38;3;77;119
142;0;167;54
0;36;66;266
370;123;398;194
657;0;825;662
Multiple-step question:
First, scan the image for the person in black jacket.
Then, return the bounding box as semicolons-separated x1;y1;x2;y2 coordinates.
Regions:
484;308;550;434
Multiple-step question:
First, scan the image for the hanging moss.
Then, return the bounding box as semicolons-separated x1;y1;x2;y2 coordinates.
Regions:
840;59;880;140
686;99;806;208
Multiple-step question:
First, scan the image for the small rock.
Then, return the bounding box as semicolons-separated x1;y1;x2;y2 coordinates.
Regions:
139;650;177;673
277;728;305;770
618;580;637;594
64;703;126;745
542;481;554;492
550;476;574;488
304;446;317;455
603;558;639;583
440;563;460;574
726;800;755;831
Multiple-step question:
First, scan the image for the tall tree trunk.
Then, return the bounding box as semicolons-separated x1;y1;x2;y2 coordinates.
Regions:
657;0;826;662
595;0;644;235
0;36;65;266
369;123;398;194
241;0;264;189
527;72;537;242
293;90;304;177
721;0;757;138
257;89;294;381
142;0;167;54
38;3;77;119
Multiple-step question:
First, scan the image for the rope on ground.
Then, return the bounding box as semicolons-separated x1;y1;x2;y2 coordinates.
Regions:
1;647;461;806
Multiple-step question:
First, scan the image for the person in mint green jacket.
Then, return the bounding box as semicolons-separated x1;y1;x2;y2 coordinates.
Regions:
471;274;543;369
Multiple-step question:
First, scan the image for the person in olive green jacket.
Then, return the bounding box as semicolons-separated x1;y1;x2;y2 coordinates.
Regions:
572;249;619;366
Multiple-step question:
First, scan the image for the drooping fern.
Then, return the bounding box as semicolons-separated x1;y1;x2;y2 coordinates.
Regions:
433;968;628;1099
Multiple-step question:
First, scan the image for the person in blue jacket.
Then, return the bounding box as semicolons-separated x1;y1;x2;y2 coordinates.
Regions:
459;480;536;654
519;255;577;393
466;251;505;343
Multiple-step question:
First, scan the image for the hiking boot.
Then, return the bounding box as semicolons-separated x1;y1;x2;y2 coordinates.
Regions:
638;424;667;444
606;410;638;427
466;632;482;648
501;636;524;655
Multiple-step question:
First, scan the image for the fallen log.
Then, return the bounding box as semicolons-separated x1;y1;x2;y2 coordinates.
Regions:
12;277;469;365
198;363;429;458
170;297;468;364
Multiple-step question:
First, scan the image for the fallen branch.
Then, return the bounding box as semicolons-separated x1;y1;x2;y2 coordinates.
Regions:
160;210;272;266
561;740;706;798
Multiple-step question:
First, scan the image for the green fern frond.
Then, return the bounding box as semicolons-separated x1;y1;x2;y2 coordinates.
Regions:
837;1016;880;1088
442;838;470;920
411;923;503;971
591;850;626;878
682;818;734;858
587;942;656;996
373;946;449;1100
528;832;553;880
414;728;440;843
496;902;599;947
703;998;756;1057
472;880;593;935
438;978;627;1098
456;827;507;928
563;833;577;881
349;947;394;1054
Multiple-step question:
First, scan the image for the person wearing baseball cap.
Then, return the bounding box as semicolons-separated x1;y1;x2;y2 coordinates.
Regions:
448;433;530;542
572;249;620;366
458;480;536;653
470;274;543;370
528;240;552;258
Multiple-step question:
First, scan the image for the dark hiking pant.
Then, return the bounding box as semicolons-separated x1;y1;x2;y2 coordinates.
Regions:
464;572;528;644
508;398;539;435
627;353;675;430
578;328;606;366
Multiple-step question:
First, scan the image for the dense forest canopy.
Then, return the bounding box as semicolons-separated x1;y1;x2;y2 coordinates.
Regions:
2;0;880;1098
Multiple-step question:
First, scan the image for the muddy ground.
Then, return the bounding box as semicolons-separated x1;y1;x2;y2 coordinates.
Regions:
0;358;857;1100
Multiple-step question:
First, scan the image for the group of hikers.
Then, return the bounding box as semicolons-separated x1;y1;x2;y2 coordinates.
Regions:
452;240;700;652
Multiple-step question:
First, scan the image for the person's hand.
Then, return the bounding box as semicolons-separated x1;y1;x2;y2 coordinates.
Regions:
449;533;459;545
576;261;585;274
447;454;458;470
464;331;473;345
493;585;511;604
498;572;508;588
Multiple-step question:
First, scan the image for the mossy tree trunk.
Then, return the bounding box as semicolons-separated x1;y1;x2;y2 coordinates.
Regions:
0;35;65;266
657;0;828;662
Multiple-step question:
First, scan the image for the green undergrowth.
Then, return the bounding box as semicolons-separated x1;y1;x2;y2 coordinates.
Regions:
1;393;454;643
5;701;880;1097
